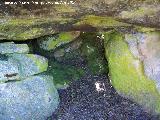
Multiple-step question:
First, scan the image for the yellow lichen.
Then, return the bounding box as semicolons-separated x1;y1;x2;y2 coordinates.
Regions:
16;28;45;40
120;6;159;19
135;26;156;33
75;15;131;28
54;5;76;13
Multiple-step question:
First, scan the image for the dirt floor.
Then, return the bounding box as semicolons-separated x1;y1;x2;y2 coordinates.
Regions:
51;66;160;120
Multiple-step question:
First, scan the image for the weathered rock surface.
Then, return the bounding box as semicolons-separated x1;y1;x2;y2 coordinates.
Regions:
125;32;160;85
38;31;80;51
9;53;48;78
53;38;83;62
0;0;160;40
0;42;59;119
0;42;29;54
104;31;160;114
0;75;59;120
0;55;19;83
0;53;48;82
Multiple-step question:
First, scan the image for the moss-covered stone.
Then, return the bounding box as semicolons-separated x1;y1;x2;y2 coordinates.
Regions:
37;31;80;51
8;54;48;78
120;6;159;19
0;17;72;40
0;42;29;54
46;61;84;89
53;38;83;62
0;0;160;40
134;26;156;33
80;33;107;74
104;31;160;113
75;15;131;29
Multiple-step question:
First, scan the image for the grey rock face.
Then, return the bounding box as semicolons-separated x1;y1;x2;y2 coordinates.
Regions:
53;38;82;61
0;55;20;83
0;42;59;119
0;53;48;82
0;42;29;54
9;54;48;78
0;75;59;120
37;32;80;51
125;32;160;91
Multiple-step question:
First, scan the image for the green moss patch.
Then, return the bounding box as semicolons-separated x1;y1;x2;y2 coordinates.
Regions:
105;31;160;113
75;15;131;28
46;61;85;89
38;31;80;51
80;33;107;74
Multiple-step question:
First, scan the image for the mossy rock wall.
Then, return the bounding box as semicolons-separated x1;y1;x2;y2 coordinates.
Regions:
104;31;160;114
0;0;160;40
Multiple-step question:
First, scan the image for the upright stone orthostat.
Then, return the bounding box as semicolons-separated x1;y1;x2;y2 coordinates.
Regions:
0;75;59;120
104;31;160;114
0;42;59;119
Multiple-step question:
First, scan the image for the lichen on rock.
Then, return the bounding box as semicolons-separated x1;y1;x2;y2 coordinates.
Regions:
37;31;80;51
104;31;160;114
0;42;59;119
0;75;59;120
0;42;29;54
7;53;48;79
